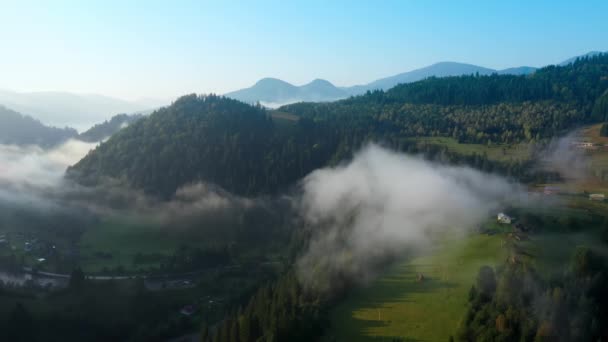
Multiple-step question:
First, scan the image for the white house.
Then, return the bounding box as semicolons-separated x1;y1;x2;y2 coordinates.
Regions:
497;213;512;224
589;193;605;201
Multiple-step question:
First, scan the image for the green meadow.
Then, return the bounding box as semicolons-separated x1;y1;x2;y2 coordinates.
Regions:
79;219;184;272
413;137;532;162
326;234;507;341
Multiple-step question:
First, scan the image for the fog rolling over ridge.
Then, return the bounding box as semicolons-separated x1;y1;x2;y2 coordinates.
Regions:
296;144;525;293
540;133;591;183
1;137;524;249
0;139;97;190
0;137;260;224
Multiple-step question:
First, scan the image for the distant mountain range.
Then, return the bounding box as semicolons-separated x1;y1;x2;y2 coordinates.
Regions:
225;78;348;107
0;89;163;130
70;55;608;198
0;106;143;147
226;51;605;106
1;51;604;127
0;106;78;147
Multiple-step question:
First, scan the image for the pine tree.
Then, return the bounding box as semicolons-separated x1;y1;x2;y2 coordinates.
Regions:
229;319;239;342
201;322;209;342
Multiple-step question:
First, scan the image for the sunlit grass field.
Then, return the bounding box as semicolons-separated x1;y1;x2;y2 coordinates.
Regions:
413;137;532;162
326;234;507;341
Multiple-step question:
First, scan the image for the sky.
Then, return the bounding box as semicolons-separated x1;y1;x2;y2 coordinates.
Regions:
0;0;606;101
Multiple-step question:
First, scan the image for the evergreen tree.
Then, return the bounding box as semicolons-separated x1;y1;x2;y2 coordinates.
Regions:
69;267;86;291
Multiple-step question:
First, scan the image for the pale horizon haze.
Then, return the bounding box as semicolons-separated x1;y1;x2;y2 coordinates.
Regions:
1;0;607;101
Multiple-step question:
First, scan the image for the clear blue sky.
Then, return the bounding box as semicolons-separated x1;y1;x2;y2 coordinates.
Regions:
0;0;606;100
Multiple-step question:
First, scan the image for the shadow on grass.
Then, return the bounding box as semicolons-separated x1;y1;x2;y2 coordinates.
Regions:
330;264;459;342
355;265;458;305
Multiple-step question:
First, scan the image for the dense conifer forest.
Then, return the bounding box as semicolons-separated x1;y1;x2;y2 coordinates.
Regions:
70;55;608;198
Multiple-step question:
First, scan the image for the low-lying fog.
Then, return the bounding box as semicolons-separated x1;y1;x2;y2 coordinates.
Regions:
1;137;580;291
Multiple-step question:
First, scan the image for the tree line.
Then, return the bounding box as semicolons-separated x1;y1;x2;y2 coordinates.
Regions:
70;55;608;198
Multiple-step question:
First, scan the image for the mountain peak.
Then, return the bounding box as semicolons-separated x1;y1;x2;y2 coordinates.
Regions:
226;51;598;105
226;77;345;106
306;78;334;86
254;78;295;87
302;79;338;89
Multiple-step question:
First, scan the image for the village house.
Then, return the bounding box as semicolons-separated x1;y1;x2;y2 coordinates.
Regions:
497;213;512;224
589;193;605;201
572;141;596;149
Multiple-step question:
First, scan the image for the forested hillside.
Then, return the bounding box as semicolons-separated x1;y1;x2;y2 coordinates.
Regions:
69;55;608;198
78;113;144;142
0;105;78;146
282;54;608;144
69;95;334;198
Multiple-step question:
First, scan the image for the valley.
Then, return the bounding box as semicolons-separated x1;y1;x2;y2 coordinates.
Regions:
0;52;607;342
324;123;608;341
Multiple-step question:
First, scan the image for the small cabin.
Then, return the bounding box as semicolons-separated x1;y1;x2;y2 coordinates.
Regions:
497;213;512;224
572;141;595;149
589;193;605;201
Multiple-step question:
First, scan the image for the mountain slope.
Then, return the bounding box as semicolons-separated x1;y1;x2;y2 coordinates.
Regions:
495;66;537;75
559;51;606;66
70;56;608;198
0;105;78;147
300;79;348;99
226;62;537;105
78;113;144;142
358;62;499;92
225;51;608;106
69;95;312;198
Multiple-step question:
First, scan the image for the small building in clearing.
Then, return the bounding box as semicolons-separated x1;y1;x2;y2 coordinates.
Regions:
572;141;595;149
589;193;605;201
497;213;512;224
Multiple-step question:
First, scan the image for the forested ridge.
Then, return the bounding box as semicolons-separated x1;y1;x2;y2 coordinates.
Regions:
78;113;144;142
282;54;608;144
456;247;608;341
69;54;608;198
0;105;78;147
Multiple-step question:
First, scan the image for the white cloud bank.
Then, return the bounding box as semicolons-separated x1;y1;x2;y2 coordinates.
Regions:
0;139;254;221
296;144;525;292
0;139;96;191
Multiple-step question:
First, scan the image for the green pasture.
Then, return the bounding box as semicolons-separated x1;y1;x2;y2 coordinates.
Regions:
413;137;532;162
79;219;184;272
326;234;507;341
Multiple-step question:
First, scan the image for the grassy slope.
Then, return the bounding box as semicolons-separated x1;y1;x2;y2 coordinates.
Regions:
79;219;183;272
413;137;532;162
327;234;507;341
327;127;608;342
